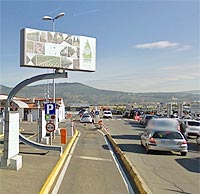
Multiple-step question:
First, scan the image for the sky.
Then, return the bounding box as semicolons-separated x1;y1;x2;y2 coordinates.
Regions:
0;0;199;93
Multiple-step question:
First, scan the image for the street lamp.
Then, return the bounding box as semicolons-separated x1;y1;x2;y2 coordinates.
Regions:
43;12;65;32
42;12;65;103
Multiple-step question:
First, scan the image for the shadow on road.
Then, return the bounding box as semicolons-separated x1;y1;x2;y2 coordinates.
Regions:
164;188;192;194
111;134;140;140
123;120;145;129
117;143;145;154
187;141;200;152
113;143;179;156
102;144;109;150
175;157;200;173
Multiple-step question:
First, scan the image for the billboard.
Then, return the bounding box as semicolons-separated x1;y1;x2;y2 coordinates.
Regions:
20;28;96;72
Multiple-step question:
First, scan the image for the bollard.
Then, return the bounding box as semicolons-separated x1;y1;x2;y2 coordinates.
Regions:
98;119;103;125
98;119;103;129
72;121;75;135
60;128;67;144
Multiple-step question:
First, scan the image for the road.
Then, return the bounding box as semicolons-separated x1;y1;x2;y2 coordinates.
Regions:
51;122;135;194
103;115;200;194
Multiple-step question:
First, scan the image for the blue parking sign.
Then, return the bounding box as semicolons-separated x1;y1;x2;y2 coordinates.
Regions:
95;111;99;115
45;103;56;115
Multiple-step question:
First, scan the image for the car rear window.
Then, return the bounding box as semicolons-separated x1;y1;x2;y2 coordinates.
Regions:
188;121;200;126
148;119;178;130
104;111;111;114
153;131;182;139
83;115;90;118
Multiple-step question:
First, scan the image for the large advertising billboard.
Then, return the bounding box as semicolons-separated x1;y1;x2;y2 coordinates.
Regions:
20;28;96;72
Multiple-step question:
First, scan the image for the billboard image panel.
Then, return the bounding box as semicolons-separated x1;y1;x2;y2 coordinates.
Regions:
20;28;96;72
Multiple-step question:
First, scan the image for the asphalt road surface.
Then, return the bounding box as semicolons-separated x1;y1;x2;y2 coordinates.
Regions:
103;115;200;194
51;122;135;194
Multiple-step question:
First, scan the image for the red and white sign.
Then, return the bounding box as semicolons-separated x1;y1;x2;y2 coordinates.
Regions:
46;122;55;132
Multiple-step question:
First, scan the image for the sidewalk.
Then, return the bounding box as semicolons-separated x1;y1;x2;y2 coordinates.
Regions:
0;120;76;194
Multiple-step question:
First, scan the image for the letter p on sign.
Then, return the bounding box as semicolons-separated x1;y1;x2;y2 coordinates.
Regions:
45;103;56;115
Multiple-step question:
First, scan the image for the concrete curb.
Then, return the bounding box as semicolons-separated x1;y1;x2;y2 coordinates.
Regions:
39;130;79;194
106;133;153;194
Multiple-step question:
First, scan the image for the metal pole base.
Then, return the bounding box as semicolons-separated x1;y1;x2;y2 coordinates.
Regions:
0;155;22;171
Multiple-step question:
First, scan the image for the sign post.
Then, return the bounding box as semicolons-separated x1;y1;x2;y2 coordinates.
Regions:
44;103;56;145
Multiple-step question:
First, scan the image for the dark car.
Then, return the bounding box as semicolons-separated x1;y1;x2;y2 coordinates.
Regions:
140;114;159;126
123;111;130;118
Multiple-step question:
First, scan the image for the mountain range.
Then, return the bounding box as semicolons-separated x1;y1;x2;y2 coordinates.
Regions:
0;83;199;105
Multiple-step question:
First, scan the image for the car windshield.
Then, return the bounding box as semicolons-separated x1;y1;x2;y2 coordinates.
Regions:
153;131;183;139
187;121;200;126
82;115;90;118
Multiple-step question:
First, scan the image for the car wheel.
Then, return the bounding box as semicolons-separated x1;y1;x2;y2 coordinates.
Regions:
181;152;187;156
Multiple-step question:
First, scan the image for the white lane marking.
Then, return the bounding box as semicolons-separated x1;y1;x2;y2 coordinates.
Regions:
99;130;135;194
51;132;81;194
75;155;112;162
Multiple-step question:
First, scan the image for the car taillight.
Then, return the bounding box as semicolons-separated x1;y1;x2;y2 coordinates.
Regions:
149;137;156;144
182;140;187;144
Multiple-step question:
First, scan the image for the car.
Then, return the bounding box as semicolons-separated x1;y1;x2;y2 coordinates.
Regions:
103;111;112;118
112;110;123;115
123;111;130;118
140;118;188;156
140;114;159;126
141;129;188;156
147;118;180;131
80;114;93;123
111;109;118;115
182;119;200;137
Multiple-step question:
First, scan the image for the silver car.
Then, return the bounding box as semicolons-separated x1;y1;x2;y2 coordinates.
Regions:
140;118;188;156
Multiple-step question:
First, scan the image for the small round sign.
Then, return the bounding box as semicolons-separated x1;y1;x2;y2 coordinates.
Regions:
95;111;99;115
46;122;55;132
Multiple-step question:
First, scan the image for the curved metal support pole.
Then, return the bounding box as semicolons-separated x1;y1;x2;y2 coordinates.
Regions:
2;72;68;167
19;133;63;155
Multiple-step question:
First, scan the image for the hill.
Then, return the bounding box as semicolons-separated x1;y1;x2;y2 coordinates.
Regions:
0;83;199;105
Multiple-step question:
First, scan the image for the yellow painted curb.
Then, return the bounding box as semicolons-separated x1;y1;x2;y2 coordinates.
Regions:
106;133;152;194
39;130;79;194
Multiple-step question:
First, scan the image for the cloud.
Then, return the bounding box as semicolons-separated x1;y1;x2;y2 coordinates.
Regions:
175;45;192;51
135;41;179;49
84;62;200;92
73;9;100;17
134;41;193;52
